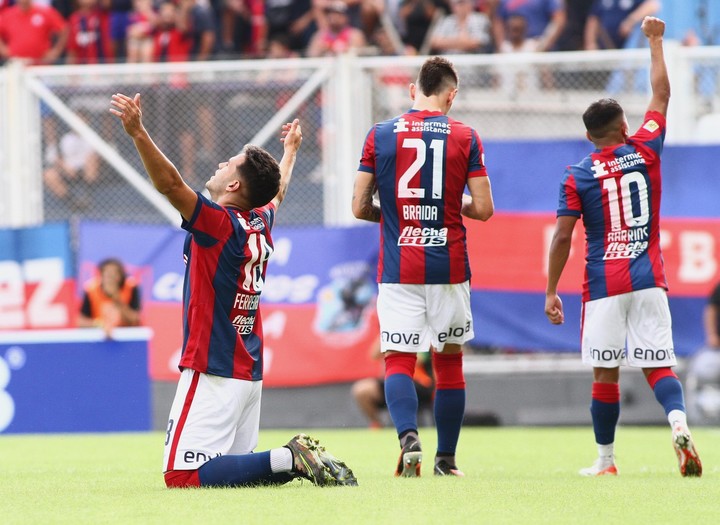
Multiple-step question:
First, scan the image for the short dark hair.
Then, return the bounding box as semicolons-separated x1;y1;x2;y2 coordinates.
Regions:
417;56;459;97
582;98;625;139
237;145;281;209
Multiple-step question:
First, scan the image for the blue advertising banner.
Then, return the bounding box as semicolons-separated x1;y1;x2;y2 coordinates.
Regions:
486;140;720;218
78;221;382;384
0;328;151;433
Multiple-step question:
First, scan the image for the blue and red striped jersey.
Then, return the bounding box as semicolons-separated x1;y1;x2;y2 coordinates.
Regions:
557;110;668;302
179;192;275;380
358;109;488;284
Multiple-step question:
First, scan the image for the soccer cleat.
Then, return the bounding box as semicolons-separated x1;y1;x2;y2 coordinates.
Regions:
579;458;618;477
285;434;336;486
672;427;702;477
434;459;465;477
315;444;359;486
395;439;422;477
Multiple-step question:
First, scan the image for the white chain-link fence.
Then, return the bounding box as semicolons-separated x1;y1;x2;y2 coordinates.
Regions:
2;46;719;229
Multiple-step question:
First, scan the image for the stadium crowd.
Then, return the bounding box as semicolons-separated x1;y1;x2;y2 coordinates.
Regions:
2;0;705;66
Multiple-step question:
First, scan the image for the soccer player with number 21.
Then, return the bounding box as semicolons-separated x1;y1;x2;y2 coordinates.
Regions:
353;56;494;478
110;92;357;488
545;17;702;477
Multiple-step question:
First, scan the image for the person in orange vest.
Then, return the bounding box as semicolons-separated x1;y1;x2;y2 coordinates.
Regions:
78;258;141;335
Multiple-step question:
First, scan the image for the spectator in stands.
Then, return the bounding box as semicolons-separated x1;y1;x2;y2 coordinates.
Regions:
369;24;409;56
398;0;441;55
52;0;75;19
306;1;366;57
125;0;157;63
101;0;133;60
66;0;115;64
43;110;101;211
499;12;537;52
266;32;300;59
219;0;264;58
0;0;68;65
496;13;540;95
492;0;565;52
357;0;385;40
154;0;192;62
313;0;363;32
429;0;491;55
185;0;216;61
555;0;594;51
153;0;211;186
263;0;315;54
584;0;660;50
78;257;142;336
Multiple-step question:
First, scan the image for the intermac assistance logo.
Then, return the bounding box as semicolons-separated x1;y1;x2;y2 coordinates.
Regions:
393;118;409;133
0;346;25;432
591;153;646;178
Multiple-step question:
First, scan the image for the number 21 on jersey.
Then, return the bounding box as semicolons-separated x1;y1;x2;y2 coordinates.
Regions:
398;138;444;200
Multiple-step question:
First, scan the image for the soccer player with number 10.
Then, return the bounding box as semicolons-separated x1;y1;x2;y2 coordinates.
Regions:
110;93;357;489
545;16;702;477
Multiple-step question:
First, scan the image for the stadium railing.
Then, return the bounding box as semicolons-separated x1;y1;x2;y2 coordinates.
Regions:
1;45;719;229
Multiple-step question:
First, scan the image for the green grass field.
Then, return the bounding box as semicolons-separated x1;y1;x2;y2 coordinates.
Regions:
1;427;719;524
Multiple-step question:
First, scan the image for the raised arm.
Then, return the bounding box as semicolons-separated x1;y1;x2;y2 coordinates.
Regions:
272;118;303;209
642;16;670;117
109;93;198;220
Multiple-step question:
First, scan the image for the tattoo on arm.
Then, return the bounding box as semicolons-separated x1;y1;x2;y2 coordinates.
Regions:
354;185;381;223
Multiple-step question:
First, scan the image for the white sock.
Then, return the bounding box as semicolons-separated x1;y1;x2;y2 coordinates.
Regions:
597;443;614;463
668;409;688;430
270;447;293;473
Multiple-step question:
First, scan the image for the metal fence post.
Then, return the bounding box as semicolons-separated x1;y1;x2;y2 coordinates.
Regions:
1;61;43;226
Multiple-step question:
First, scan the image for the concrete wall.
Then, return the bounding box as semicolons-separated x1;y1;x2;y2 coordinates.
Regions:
151;355;673;431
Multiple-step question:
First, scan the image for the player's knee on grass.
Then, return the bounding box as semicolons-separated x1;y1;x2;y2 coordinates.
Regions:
164;469;201;488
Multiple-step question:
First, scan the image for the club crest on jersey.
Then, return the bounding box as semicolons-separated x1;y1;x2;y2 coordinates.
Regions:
393;118;409;133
